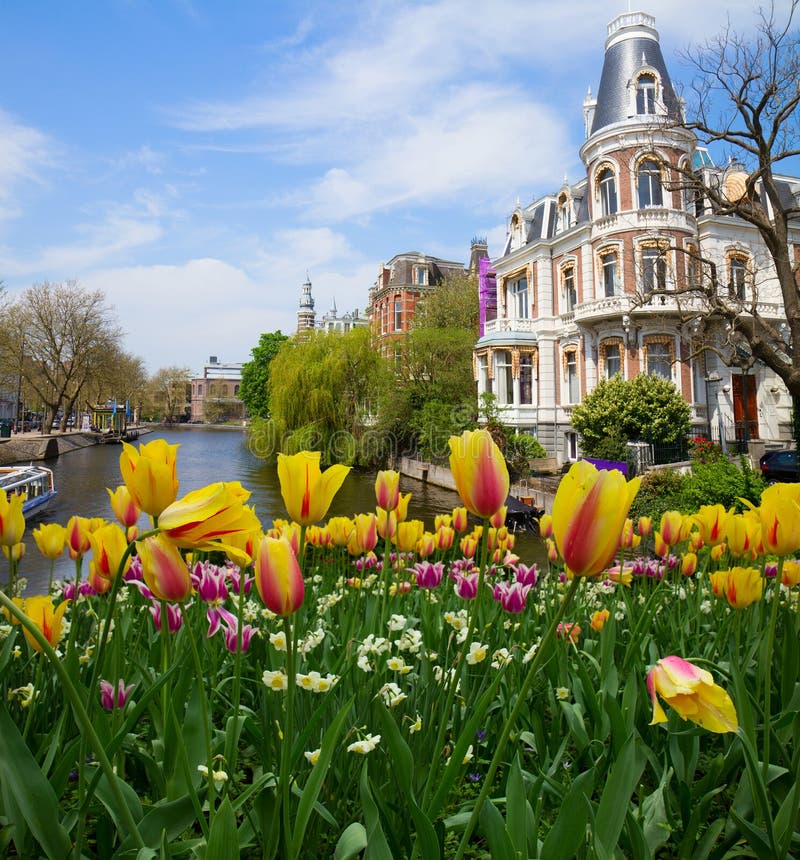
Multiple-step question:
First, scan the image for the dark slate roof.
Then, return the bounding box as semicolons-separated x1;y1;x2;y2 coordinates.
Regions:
591;33;680;134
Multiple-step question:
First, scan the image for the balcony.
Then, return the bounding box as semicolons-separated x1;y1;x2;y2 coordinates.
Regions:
483;317;538;334
592;208;697;241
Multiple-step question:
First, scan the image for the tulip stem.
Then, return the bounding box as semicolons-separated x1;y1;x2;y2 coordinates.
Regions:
226;566;248;784
453;575;581;860
281;614;296;859
762;561;782;783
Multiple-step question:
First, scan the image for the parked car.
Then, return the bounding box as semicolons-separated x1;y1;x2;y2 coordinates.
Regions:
760;449;800;483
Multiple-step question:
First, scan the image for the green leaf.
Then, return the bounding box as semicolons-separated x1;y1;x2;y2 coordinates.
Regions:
290;696;353;856
376;703;441;860
117;796;197;853
205;797;239;860
334;823;368;860
0;704;72;860
593;735;646;859
641;765;671;854
729;808;778;860
689;820;725;860
540;768;595;860
505;754;528;858
360;760;393;860
95;772;144;833
478;799;516;860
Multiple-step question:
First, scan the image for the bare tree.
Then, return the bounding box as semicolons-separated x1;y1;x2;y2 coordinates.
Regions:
146;366;192;424
662;3;800;424
0;281;122;434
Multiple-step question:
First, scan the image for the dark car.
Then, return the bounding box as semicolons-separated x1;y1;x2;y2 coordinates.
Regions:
760;449;800;483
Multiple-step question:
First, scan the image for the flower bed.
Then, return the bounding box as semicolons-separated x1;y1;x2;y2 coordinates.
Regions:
0;432;797;858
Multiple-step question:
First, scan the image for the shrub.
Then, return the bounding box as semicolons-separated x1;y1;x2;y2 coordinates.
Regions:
628;467;688;523
681;457;765;512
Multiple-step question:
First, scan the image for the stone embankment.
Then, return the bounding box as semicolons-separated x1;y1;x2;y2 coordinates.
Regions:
0;432;101;465
397;455;560;514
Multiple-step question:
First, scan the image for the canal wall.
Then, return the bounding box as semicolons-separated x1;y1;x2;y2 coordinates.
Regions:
0;432;100;465
397;455;560;514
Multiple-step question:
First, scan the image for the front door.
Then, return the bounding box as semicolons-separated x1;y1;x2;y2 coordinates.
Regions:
732;373;759;440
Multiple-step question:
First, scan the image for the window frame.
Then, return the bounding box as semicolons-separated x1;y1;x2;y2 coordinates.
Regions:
562;264;577;313
636;73;657;115
495;349;514;405
599;248;619;297
640;244;668;294
637;158;664;208
728;252;750;300
644;337;673;380
393;298;403;332
563;348;580;404
600;338;623;379
597;166;618;216
508;275;529;319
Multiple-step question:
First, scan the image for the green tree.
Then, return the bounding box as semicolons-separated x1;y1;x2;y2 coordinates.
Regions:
239;330;289;418
571;374;692;456
266;328;389;465
145;366;191;424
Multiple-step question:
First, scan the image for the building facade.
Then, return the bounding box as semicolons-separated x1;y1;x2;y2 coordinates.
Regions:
296;275;368;335
190;357;246;423
366;251;468;358
475;11;797;463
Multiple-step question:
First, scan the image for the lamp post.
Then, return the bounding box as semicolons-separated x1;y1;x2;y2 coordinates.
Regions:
704;371;721;441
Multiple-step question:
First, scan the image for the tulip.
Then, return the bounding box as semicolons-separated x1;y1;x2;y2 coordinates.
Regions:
327;517;355;547
87;562;112;594
157;482;261;558
89;522;131;579
725;566;763;609
653;531;670;559
375;470;400;511
254;535;304;616
538;513;553;539
394;492;412;523
619;518;641;550
514;563;538;587
451;507;469;533
348;513;378;555
637;516;652;537
0;491;26;547
12;595;69;652
2;541;25;562
546;538;558;563
551;461;641;578
659;511;684;546
416;531;436;558
107;484;141;529
435;514;452;530
782;559;800;587
489;507;507;529
590;608;610;632
277;451;350;526
693;504;729;546
647;655;738;733
376;508;397;540
100;679;135;712
66;515;93;560
149;601;183;633
460;534;478;559
493;580;531;613
394;520;424;553
757;483;800;556
724;514;759;558
680;552;698;577
448;429;509;519
453;571;480;599
412;561;444;589
709;569;729;599
435;526;455;551
119;438;180;517
136;534;192;602
33;522;67;559
556;622;581;643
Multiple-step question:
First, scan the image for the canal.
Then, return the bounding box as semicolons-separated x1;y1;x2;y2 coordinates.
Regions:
19;426;545;594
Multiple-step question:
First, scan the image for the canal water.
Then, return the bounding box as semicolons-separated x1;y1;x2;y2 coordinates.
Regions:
19;426;545;594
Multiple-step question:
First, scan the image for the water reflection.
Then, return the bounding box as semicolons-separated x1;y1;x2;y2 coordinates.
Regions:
19;426;544;594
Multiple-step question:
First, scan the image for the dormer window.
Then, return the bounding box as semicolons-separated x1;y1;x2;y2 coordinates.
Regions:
637;158;663;208
510;213;524;250
636;73;657;114
597;166;618;216
414;266;428;286
557;192;571;232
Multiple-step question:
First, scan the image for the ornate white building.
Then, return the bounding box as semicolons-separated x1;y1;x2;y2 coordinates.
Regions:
475;11;797;463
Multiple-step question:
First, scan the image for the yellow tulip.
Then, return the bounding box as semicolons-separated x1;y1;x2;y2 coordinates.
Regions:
659;510;683;546
157;482;261;555
449;429;509;519
693;504;729;546
725;566;763;609
119;438;180;517
394;520;424;553
3;542;25;562
327;516;355;547
647;655;738;733
725;513;760;558
254;535;304;616
348;513;378;555
277;451;350;526
758;484;800;556
590;608;610;632
11;595;69;652
538;512;553;539
32;522;67;559
136;534;192;602
551;461;641;578
394;492;412;523
374;470;400;511
451;507;469;533
376;508;397;540
66;515;92;560
416;531;436;558
0;491;26;547
680;552;698;577
88;522;131;579
782;559;800;587
637;516;653;537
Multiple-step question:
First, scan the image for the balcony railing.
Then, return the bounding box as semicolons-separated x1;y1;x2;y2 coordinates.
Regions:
592;208;696;240
483;317;538;334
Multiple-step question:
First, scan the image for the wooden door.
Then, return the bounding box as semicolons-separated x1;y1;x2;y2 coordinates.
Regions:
732;373;759;440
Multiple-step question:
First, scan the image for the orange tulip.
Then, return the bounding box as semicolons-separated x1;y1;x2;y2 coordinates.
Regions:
552;461;640;578
590;608;610;632
448;429;509;519
255;535;304;616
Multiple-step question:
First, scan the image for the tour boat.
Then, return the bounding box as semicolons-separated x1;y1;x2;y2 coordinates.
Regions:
0;465;57;517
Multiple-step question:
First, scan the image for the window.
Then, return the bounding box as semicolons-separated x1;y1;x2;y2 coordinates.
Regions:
637;158;663;208
729;254;749;300
234;384;240;396
495;350;513;404
686;244;701;288
562;265;577;312
197;384;203;396
641;246;667;294
636;73;657;114
509;276;529;319
646;340;672;379
414;266;427;286
566;432;578;461
477;353;492;395
565;350;579;403
394;345;403;369
604;342;622;378
558;193;570;231
598;167;618;216
394;299;403;331
600;250;619;297
520;354;534;404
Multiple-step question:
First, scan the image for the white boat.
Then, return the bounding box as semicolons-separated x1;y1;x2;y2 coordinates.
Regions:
0;465;57;517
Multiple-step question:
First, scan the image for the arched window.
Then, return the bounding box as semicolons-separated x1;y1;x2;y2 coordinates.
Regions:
728;252;751;300
558;192;571;232
640;244;669;294
637;158;663;208
636;73;657;114
597;166;617;216
644;337;673;379
563;348;580;403
562;264;577;312
599;338;623;379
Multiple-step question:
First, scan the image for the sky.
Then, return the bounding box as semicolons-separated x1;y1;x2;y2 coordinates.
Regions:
0;0;790;374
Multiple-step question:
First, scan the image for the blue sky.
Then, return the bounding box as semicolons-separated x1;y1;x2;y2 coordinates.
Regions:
0;0;784;373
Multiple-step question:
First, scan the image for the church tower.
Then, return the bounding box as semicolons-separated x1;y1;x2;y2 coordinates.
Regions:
297;274;316;333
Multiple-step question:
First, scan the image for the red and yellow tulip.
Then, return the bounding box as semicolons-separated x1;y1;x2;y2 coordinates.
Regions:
374;470;400;512
254;535;304;616
11;595;69;652
136;534;192;602
88;522;131;579
448;429;509;519
107;485;141;529
277;451;350;526
119;438;180;517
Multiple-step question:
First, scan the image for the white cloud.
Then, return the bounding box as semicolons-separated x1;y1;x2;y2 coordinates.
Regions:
0;109;52;220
